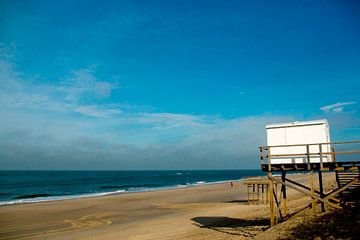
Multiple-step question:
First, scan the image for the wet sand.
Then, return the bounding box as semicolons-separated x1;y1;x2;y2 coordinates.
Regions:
0;173;338;240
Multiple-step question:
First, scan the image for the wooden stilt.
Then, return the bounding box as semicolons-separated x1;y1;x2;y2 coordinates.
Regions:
274;186;278;225
267;146;275;227
282;170;287;216
318;171;325;212
253;184;255;204
274;183;278;224
273;185;283;224
266;184;269;204
268;173;275;226
310;171;316;214
247;184;250;205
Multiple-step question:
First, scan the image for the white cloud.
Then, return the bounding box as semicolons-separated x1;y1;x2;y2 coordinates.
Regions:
73;105;121;118
0;59;119;118
320;102;356;113
95;82;115;98
139;113;203;128
60;68;118;100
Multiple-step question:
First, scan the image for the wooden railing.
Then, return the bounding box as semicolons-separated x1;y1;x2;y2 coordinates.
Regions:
260;140;360;171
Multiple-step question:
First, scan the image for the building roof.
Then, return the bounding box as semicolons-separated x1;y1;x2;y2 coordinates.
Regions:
266;119;328;129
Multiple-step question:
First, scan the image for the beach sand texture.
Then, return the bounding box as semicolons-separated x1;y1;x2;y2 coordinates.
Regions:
0;173;342;240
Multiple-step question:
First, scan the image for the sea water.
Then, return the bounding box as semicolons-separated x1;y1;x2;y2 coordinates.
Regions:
0;170;264;205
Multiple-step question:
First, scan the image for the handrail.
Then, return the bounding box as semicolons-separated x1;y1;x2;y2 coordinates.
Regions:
264;151;360;158
259;140;360;171
260;140;360;149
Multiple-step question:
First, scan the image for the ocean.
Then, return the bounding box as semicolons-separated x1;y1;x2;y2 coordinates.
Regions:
0;170;264;205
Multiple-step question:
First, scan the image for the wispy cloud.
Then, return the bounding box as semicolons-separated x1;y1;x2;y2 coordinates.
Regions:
73;105;121;118
0;56;119;118
139;113;203;128
320;102;356;113
60;69;118;100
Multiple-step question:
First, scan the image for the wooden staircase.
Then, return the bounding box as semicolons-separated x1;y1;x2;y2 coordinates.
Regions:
336;170;360;206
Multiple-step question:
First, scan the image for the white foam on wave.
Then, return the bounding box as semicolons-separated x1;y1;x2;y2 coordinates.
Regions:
195;181;206;185
0;189;126;206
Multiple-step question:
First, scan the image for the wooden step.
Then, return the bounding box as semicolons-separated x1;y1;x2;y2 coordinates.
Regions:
335;170;360;206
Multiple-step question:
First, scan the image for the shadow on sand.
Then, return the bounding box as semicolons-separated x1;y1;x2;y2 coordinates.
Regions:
191;216;269;237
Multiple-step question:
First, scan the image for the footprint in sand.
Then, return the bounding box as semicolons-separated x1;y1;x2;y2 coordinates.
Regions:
3;214;113;240
64;213;112;229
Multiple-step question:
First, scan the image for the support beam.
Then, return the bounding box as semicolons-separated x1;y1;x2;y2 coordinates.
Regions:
310;171;316;214
285;177;320;194
323;177;359;200
267;147;275;227
272;187;283;222
253;184;256;204
318;171;325;212
269;176;342;209
268;174;275;227
264;184;267;204
247;184;249;205
281;171;287;216
306;145;311;171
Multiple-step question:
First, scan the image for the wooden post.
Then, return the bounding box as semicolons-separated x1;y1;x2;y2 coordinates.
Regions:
281;170;287;216
331;144;336;162
319;144;323;170
318;171;325;212
253;184;255;204
310;171;316;214
257;184;260;205
267;147;275;226
269;175;274;226
318;143;325;212
275;182;278;223
306;144;311;171
247;184;250;205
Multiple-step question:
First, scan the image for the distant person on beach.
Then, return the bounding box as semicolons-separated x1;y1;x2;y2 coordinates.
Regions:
230;182;233;187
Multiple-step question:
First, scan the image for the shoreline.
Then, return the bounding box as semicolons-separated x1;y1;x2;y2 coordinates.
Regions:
0;169;265;206
0;171;309;206
0;177;249;206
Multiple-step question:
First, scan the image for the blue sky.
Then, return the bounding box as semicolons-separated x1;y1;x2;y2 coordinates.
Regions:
0;0;359;169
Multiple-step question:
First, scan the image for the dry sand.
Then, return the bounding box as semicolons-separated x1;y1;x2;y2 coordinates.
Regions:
0;172;354;240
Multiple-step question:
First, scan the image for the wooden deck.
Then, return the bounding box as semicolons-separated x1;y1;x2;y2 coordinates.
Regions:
261;161;360;172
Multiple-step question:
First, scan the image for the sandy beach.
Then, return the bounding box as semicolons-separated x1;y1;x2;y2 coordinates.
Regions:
2;0;359;239
0;172;352;240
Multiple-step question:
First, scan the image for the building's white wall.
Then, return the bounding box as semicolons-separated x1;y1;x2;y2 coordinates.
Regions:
266;121;332;164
